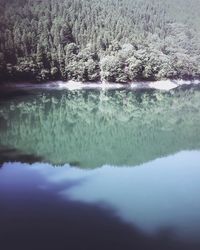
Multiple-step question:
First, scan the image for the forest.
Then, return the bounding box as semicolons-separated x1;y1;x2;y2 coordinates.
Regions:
0;0;200;83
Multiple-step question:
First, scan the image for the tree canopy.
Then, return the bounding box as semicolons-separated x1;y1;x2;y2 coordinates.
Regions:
0;0;200;82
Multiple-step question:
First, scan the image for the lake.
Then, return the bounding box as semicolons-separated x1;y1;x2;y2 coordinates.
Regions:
0;84;200;250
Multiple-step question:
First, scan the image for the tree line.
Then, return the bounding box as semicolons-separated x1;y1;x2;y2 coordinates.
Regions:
0;0;200;83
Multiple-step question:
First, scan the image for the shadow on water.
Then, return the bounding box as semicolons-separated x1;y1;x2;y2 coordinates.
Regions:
0;145;43;165
0;116;7;130
0;171;199;250
173;84;200;92
0;86;33;104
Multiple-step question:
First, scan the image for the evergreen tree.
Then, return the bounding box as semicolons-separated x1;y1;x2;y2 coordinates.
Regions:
0;0;200;82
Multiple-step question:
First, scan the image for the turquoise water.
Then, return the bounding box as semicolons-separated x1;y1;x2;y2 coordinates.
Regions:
1;88;200;166
0;86;200;250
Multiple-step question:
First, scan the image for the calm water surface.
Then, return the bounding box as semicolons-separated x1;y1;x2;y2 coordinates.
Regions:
0;85;200;250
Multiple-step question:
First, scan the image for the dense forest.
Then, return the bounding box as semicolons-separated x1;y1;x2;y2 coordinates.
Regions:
1;0;200;83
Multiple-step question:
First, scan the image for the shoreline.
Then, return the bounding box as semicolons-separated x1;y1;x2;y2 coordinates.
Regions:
2;79;200;91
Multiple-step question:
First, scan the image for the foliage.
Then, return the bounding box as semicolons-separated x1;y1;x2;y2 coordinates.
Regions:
0;0;200;82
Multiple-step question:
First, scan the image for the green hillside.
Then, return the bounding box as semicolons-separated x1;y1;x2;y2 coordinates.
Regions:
0;0;200;82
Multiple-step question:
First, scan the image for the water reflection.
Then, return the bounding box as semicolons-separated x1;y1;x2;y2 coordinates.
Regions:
0;89;200;167
0;145;43;164
1;87;200;249
1;150;200;248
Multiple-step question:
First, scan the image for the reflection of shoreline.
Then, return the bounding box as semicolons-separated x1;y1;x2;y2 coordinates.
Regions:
0;145;43;165
2;79;200;91
1;88;200;168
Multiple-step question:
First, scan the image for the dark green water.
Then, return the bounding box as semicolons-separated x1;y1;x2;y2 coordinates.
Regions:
0;85;200;250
